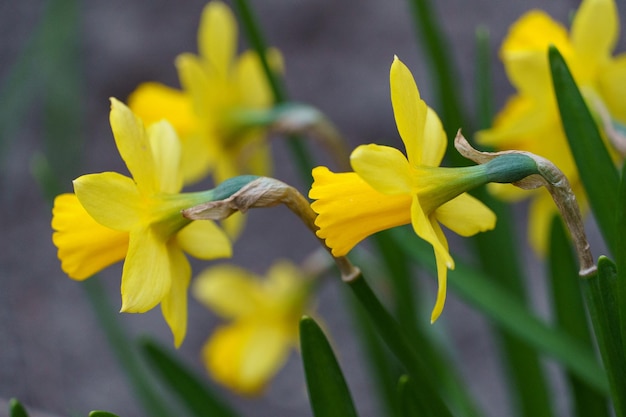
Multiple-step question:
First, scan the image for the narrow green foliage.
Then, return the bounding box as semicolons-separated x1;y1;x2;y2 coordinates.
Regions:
139;338;239;417
346;288;402;417
231;0;315;180
8;399;29;417
581;257;626;417
392;227;608;395
405;0;468;165
89;412;121;417
475;26;493;130
347;276;455;417
300;316;359;417
616;161;626;348
397;376;422;417
549;46;619;254
548;217;609;417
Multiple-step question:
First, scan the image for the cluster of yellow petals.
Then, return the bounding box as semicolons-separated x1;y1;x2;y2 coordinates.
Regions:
52;99;232;347
310;57;496;322
476;0;626;254
192;260;311;395
128;1;277;187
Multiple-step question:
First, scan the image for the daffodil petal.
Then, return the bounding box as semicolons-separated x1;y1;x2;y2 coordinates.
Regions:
109;98;157;193
127;82;197;138
160;244;191;348
192;265;261;318
52;194;129;280
410;195;454;268
430;221;449;323
501;11;569;99
236;50;273;108
421;107;447;167
598;55;626;122
390;56;427;165
176;220;232;260
120;227;171;313
73;172;142;231
571;0;618;66
435;193;496;237
350;144;413;194
179;131;215;185
148;120;183;194
309;167;412;256
202;321;291;395
198;1;236;77
221;211;246;241
176;53;212;117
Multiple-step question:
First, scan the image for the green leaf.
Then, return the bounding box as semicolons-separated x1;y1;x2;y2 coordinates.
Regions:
397;376;422;417
548;46;619;254
89;412;120;417
139;338;239;417
8;398;29;417
300;316;359;417
616;161;626;350
581;257;626;417
548;217;609;417
391;227;609;395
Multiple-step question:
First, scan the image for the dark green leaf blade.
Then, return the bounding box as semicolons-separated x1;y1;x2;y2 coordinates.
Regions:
548;217;609;417
8;399;29;417
89;412;120;417
397;376;424;417
548;46;619;254
300;316;359;417
139;338;239;417
582;257;626;417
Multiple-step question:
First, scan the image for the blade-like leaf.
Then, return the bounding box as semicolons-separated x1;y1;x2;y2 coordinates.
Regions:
616;161;626;349
548;217;609;417
89;412;121;417
548;46;619;254
397;376;424;417
139;338;239;417
300;316;359;417
581;257;626;417
8;399;29;417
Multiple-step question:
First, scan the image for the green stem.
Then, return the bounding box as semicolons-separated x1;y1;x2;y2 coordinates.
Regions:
405;0;468;165
231;0;315;180
548;217;609;417
347;273;454;417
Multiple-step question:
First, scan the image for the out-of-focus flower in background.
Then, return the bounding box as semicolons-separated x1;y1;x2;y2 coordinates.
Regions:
193;259;313;395
476;0;626;254
128;1;280;187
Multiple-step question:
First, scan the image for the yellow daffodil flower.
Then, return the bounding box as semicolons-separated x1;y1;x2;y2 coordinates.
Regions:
476;0;626;254
192;260;311;395
128;1;278;186
309;57;496;322
51;98;232;347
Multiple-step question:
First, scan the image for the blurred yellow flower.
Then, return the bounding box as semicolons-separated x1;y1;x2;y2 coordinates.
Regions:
193;260;311;395
476;0;626;254
51;98;232;347
310;57;496;322
128;1;279;186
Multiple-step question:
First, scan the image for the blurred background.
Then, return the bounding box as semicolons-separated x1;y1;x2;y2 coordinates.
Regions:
0;0;610;416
